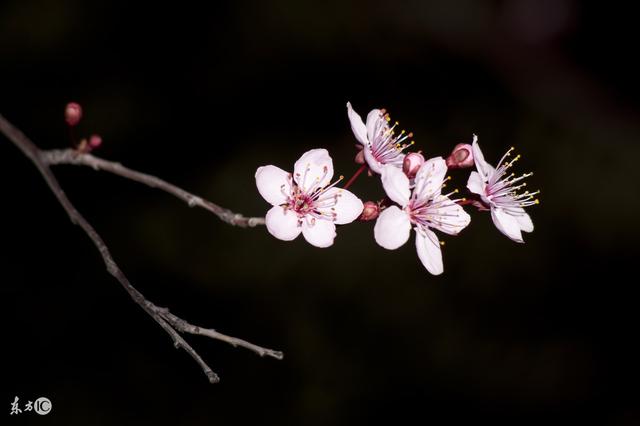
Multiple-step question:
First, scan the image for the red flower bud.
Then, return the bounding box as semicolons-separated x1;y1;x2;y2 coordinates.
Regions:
359;201;380;221
402;152;425;179
64;102;82;127
354;144;365;164
446;143;474;168
89;134;102;149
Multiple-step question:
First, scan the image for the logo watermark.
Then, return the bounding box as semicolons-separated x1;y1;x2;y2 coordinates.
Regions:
9;396;51;416
34;398;52;415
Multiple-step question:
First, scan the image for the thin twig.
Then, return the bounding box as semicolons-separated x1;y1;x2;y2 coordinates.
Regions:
40;148;265;227
342;163;367;191
0;113;281;383
159;310;284;359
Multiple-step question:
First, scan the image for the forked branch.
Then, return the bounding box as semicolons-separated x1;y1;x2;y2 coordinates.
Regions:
0;113;280;384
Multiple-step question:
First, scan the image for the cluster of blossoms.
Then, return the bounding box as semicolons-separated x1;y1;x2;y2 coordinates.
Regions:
256;102;539;275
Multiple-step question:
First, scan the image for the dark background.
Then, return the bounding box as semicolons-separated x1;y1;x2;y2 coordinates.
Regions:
1;0;639;424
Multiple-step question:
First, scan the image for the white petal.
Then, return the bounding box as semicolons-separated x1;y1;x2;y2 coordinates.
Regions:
413;156;447;199
381;164;410;206
415;227;444;275
319;188;364;225
255;165;292;206
491;207;524;243
363;147;383;174
429;195;471;235
373;206;411;250
265;206;302;241
513;208;534;233
471;137;495;181
365;109;383;143
302;218;336;248
294;149;334;192
466;171;485;196
346;102;368;145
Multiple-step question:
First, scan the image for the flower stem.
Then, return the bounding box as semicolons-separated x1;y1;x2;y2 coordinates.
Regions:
456;197;490;211
68;125;77;148
342;164;367;190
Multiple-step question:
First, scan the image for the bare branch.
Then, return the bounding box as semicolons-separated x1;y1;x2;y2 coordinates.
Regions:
40;148;265;227
158;309;284;359
0;113;280;383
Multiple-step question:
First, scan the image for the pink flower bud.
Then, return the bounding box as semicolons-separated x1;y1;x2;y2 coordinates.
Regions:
402;152;425;178
446;143;474;168
64;102;82;126
359;201;380;221
354;144;365;164
89;134;102;149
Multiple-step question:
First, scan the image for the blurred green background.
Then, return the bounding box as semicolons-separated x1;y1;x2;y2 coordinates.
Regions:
1;0;639;424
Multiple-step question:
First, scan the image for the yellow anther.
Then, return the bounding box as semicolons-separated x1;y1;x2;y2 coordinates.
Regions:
462;197;467;202
534;199;540;204
454;189;459;193
439;241;445;246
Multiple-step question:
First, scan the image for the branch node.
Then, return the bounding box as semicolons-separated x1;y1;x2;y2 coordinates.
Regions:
0;113;280;384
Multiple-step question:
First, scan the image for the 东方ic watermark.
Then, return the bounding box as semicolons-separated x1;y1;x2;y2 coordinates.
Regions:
9;396;51;416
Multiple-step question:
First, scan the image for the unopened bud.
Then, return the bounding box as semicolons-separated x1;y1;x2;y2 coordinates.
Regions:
64;102;82;126
354;145;365;164
446;143;474;168
359;201;380;221
89;134;102;149
402;152;425;178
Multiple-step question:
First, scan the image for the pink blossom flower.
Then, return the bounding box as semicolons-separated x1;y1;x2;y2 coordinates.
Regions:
374;158;471;275
256;149;364;248
466;136;538;243
347;102;414;174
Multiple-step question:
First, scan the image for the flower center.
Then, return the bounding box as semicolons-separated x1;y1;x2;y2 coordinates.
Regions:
369;110;415;166
281;164;345;223
291;191;315;215
485;147;540;211
407;189;461;229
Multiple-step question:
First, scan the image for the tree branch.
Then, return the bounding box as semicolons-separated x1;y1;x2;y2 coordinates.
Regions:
40;148;265;227
159;309;284;359
0;113;281;384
